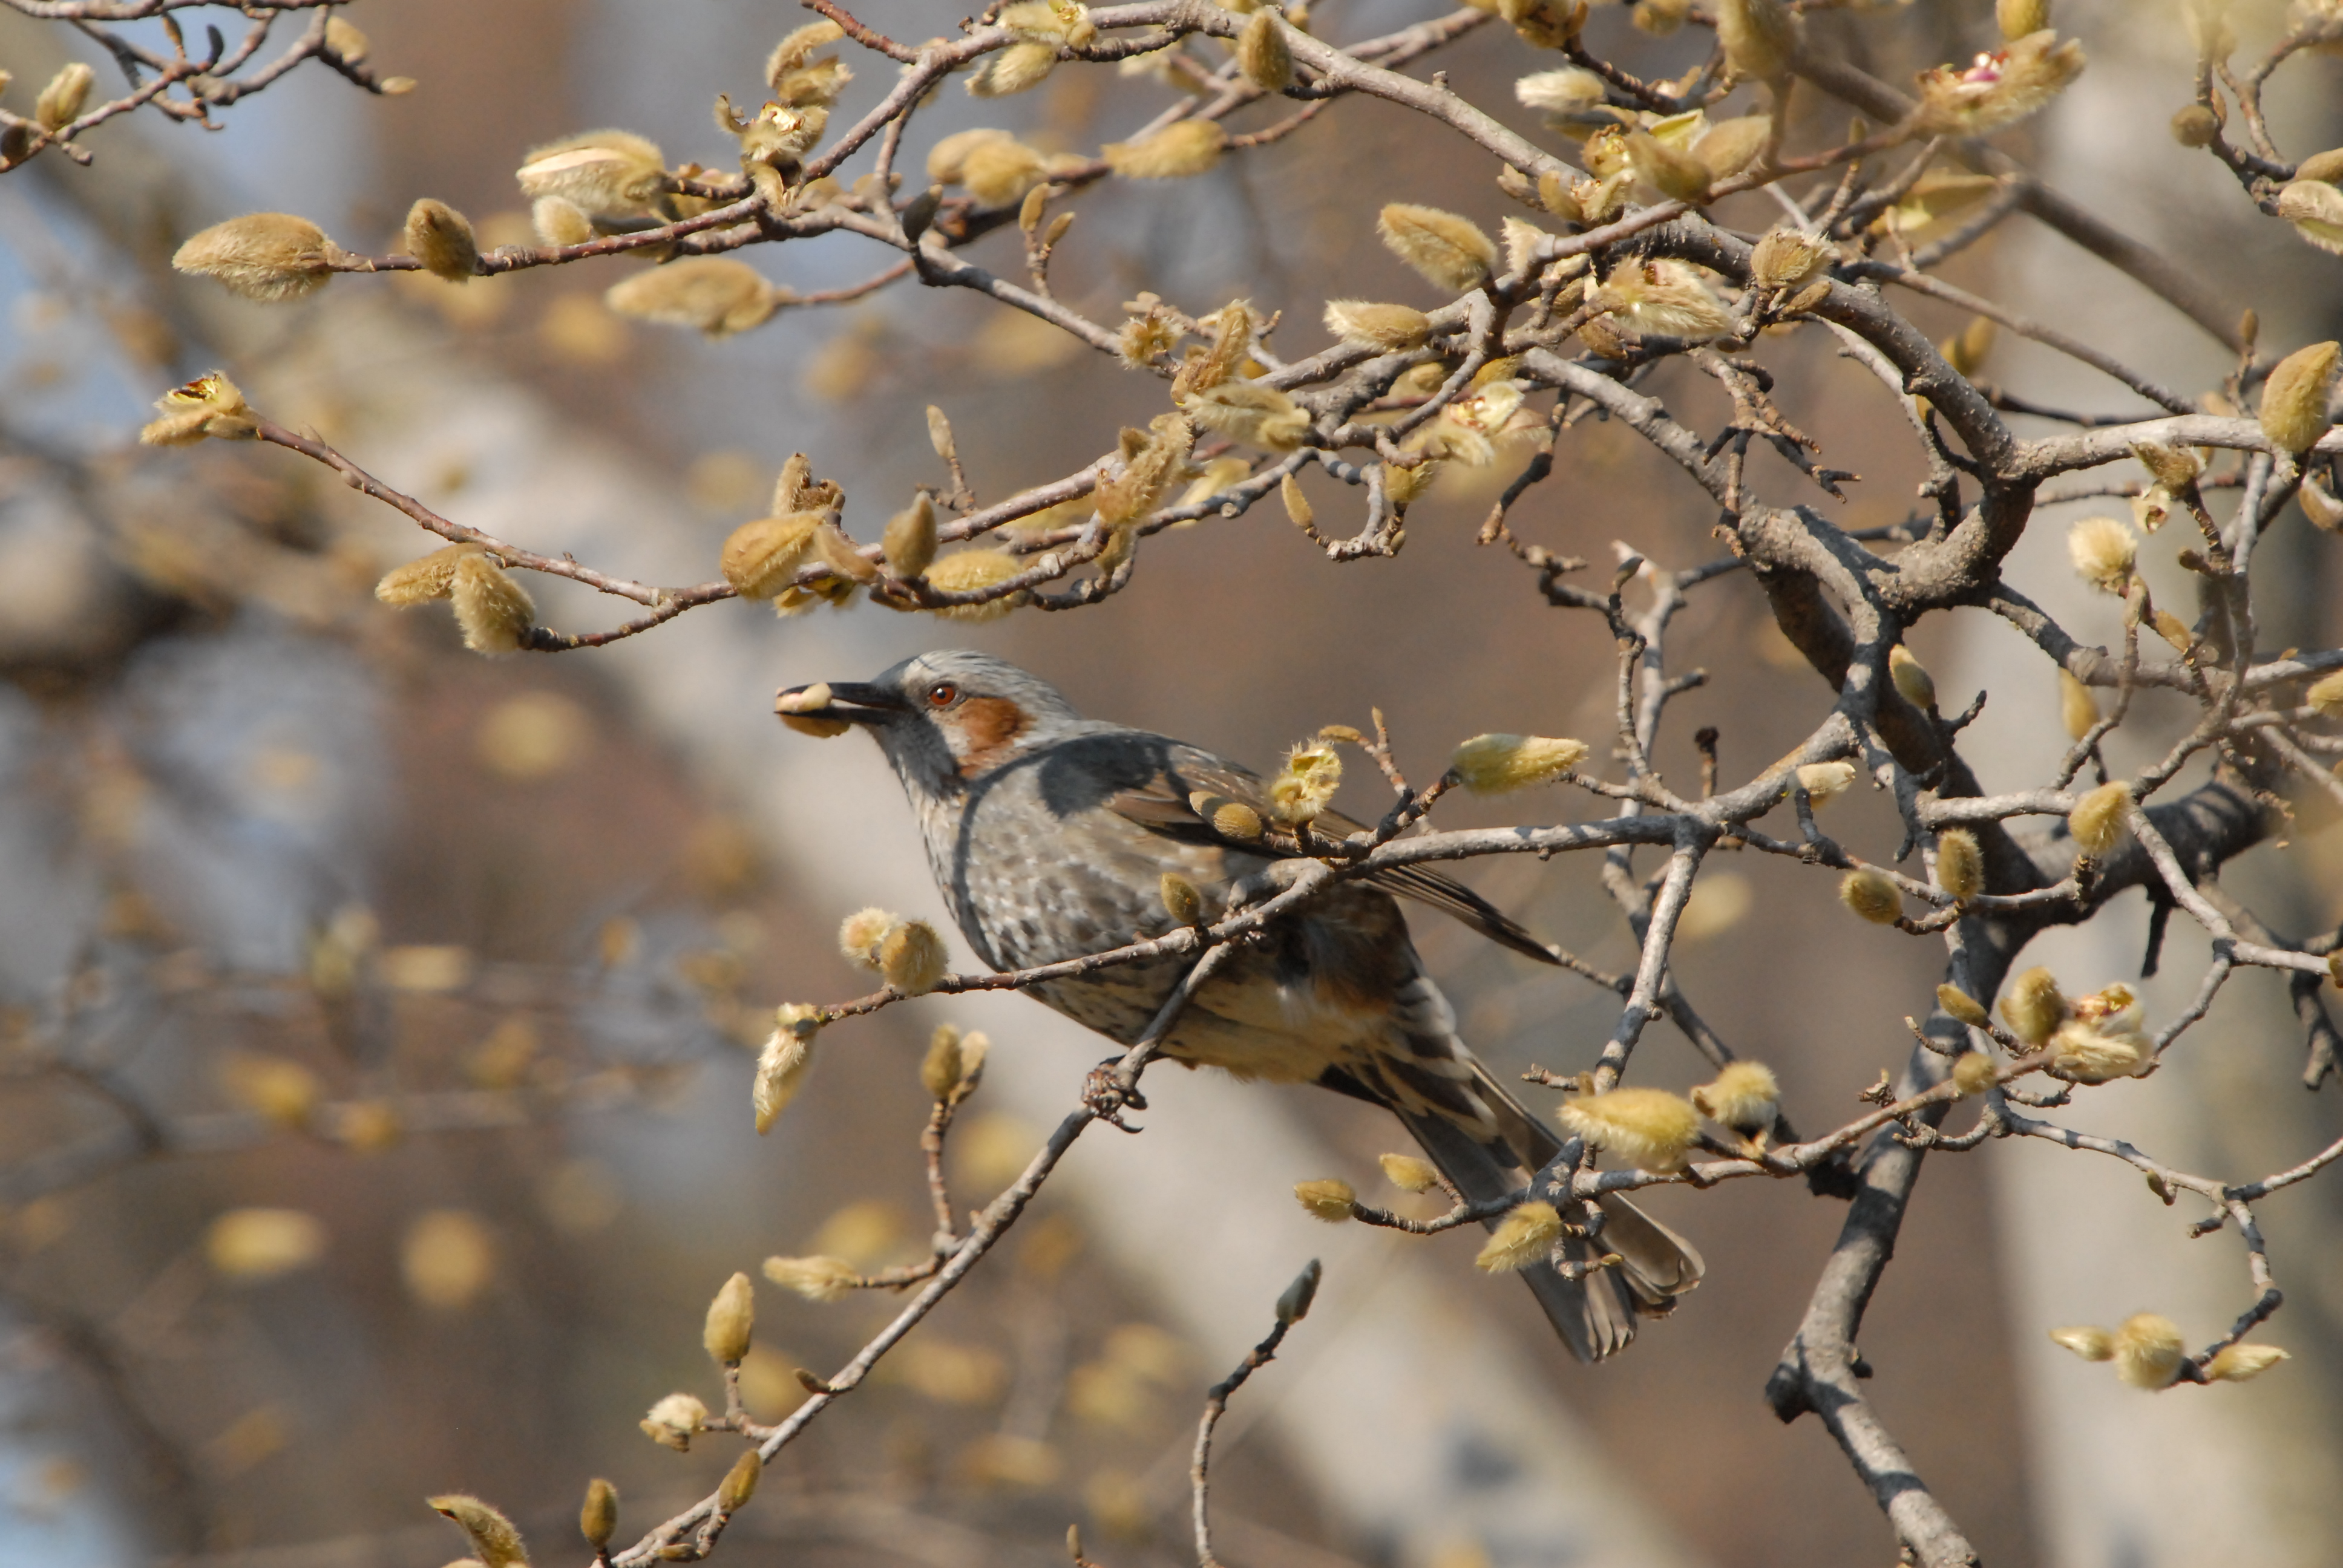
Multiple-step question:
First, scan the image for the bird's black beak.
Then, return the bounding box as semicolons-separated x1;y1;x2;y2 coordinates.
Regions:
775;679;905;737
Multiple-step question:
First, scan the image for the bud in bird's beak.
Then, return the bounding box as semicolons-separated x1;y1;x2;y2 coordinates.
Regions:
774;680;906;736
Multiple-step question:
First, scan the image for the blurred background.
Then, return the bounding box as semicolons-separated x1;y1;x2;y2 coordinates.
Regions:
2;2;2339;1565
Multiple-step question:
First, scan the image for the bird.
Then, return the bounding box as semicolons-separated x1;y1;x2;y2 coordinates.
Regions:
776;648;1702;1361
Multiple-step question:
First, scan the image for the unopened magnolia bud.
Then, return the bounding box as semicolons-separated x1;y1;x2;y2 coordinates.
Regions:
1278;473;1316;534
451;554;535;655
2206;1343;2289;1382
1293;1178;1356;1222
2059;670;2099;739
1935;828;1984;902
640;1392;709;1450
1185;794;1262;840
1160;872;1205;927
2050;1324;2114;1361
35;62;94;131
703;1271;755;1364
717;1451;762;1514
1378;1152;1441;1193
2259;341;2340;453
2301;474;2343;531
2170;104;2220;147
1790;760;1853;806
1688;1061;1778;1135
2112;1312;2185;1388
1889;644;1936;710
1450;733;1588;792
1474;1200;1563;1272
764;1253;859;1301
752;1004;822;1132
2066;516;2137;592
2278;180;2343;257
1840;868;1902;925
2068;780;2131;857
532;197;595;247
879;919;949;995
516;129;666;215
1561;1087;1700;1171
808;522;879;585
1693;114;1770;180
1184;379;1309;451
969;40;1059;97
606;258;779;338
722;512;823;598
376;544;474;607
921;1025;966;1101
923;549;1024;620
1104;120;1225;180
2299;148;2343;183
880;494;940;579
1749;227;1828;291
139;370;258;445
1716;0;1796;79
1239;11;1293;91
1378;203;1496;292
1938;983;1991;1028
1274;1257;1322;1324
580;1479;618;1549
2131;439;2202;490
173;213;341;302
403;199;480;282
1951;1051;1998;1097
1322;299;1431;351
2307;671;2343;714
1625;131;1711;203
2000;967;2066;1045
1997;0;2050;38
428;1495;529;1567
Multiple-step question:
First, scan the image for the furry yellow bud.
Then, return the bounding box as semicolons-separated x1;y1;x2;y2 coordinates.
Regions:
1997;0;2050;39
450;554;536;655
2047;984;2149;1082
1716;0;1796;79
721;512;824;598
1688;1061;1778;1135
1935;828;1984;901
1749;227;1829;291
882;494;939;578
921;1025;967;1101
1474;1200;1563;1272
2050;1324;2113;1361
768;19;847;88
879;920;949;996
2112;1312;2185;1388
2068;780;2131;857
2059;669;2100;739
752;1005;822;1131
923;549;1025;620
1323;299;1432;351
2276;181;2343;256
1184;379;1310;451
1839;868;1902;925
1105;120;1225;179
1912;31;2085;137
1377;203;1496;292
2307;671;2343;714
841;904;901;963
428;1495;529;1567
34;62;94;131
1269;740;1342;824
1559;1086;1700;1171
378;543;486;606
1293;1178;1357;1222
1515;67;1605;113
2066;515;2137;592
1378;1152;1441;1194
402;198;480;282
1238;11;1294;91
1795;759;1856;805
1938;984;1991;1029
1889;644;1936;710
139;370;257;446
606;258;779;338
762;1253;859;1301
2206;1343;2288;1382
639;1392;709;1449
173;213;342;302
1159;872;1205;927
1951;1051;1999;1096
704;1271;756;1364
1624;131;1712;203
1999;967;2066;1045
1450;733;1588;792
580;1480;618;1549
2259;341;2340;453
531;196;595;247
1209;799;1263;840
516;129;666;215
1280;473;1315;532
717;1451;762;1514
969;41;1060;97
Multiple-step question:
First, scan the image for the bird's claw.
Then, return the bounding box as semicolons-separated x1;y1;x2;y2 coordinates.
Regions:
1083;1059;1147;1131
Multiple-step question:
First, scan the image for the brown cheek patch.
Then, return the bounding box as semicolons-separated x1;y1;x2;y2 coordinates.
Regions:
953;696;1030;775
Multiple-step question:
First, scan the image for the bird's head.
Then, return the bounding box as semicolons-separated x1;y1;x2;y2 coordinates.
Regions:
775;649;1083;794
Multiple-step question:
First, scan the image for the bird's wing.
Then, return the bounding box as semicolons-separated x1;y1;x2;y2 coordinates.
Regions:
1102;746;1561;967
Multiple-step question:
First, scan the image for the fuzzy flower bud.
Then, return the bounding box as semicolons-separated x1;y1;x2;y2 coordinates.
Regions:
1689;1062;1778;1136
1450;733;1588;792
1693;114;1771;180
428;1495;529;1567
882;494;939;578
1379;1152;1441;1194
1889;644;1936;710
2047;983;2149;1083
139;371;258;446
1716;0;1797;79
923;549;1025;621
580;1480;618;1549
34;62;94;131
969;41;1060;97
2276;181;2343;257
704;1271;756;1365
1795;759;1856;806
173;213;342;302
1912;32;2086;138
1625;130;1712;203
1293;1178;1357;1222
2066;515;2137;593
1999;967;2067;1046
2307;671;2343;714
1935;829;1984;902
1749;227;1829;291
516;129;666;215
1592;258;1730;341
1105;120;1225;180
879;919;949;996
451;554;536;656
606;258;780;338
1516;68;1606;113
752;1004;823;1132
1274;1258;1321;1324
1997;0;2050;38
639;1393;709;1450
2206;1343;2289;1382
1840;868;1902;925
2112;1312;2185;1388
1185;379;1310;451
1238;11;1293;91
2259;341;2340;453
718;1451;762;1514
722;512;824;598
2170;103;2220;147
921;1025;968;1102
2059;669;2099;740
376;543;485;606
1159;872;1205;927
1938;984;1991;1029
764;1253;859;1301
1323;299;1431;351
402;198;479;282
532;197;595;247
1377;203;1496;292
2068;780;2131;858
1474;1200;1563;1272
2050;1324;2113;1361
1269;740;1342;824
1951;1051;1999;1096
1559;1086;1700;1172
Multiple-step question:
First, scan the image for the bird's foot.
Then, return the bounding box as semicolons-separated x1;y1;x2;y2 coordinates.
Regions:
1082;1058;1148;1132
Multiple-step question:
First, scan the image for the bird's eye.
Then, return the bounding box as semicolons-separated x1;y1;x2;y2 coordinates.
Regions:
926;682;960;708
